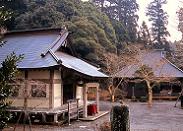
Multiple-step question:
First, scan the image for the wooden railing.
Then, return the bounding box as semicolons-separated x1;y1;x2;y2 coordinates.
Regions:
67;98;80;125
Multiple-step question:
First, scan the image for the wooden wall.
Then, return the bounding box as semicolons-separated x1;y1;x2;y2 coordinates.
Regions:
8;69;62;109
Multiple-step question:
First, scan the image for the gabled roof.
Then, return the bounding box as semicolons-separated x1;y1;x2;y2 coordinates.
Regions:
114;50;183;78
0;29;108;78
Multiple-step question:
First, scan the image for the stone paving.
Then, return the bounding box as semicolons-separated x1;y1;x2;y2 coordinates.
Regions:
4;101;183;131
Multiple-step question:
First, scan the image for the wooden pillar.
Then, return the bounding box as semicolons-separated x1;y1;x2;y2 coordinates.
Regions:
24;71;28;110
49;70;54;109
60;70;64;106
83;85;88;118
68;101;71;125
76;98;79;120
54;114;58;123
96;86;99;113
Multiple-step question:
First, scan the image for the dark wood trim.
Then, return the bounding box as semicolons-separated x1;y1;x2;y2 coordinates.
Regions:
49;70;54;109
60;68;64;106
17;79;61;84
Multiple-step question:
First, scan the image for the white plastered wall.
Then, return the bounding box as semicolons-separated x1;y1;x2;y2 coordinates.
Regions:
9;70;50;109
53;70;62;108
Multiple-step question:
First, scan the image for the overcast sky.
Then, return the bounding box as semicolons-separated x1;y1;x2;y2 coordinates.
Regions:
82;0;183;42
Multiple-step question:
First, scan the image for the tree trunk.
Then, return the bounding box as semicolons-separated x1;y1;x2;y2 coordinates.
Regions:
146;80;152;108
111;95;115;102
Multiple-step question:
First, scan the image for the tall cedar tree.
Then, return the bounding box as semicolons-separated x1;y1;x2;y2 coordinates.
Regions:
146;0;170;49
177;8;183;41
139;21;152;46
0;6;22;129
92;0;139;42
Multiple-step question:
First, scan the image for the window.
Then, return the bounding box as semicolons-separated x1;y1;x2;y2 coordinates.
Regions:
31;84;46;98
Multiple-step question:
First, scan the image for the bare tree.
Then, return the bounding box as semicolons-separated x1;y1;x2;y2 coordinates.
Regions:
102;44;141;102
134;63;178;107
134;65;157;107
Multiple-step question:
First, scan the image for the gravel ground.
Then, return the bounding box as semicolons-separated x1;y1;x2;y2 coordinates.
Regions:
4;101;183;131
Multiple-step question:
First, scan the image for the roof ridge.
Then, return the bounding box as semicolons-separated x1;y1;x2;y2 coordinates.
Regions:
48;50;62;64
41;29;68;57
6;28;62;34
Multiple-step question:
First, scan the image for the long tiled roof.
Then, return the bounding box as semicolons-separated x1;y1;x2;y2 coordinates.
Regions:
114;51;183;78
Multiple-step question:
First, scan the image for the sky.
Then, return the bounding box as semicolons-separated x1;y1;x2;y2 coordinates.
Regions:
82;0;183;42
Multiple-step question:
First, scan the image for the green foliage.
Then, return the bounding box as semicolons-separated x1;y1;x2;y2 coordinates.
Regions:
0;53;22;129
67;16;116;61
138;21;152;47
0;4;22;128
0;0;27;14
12;0;117;64
93;0;139;42
15;1;64;29
0;6;12;27
146;0;170;49
0;0;27;29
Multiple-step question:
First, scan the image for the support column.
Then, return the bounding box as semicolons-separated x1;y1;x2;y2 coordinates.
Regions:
96;86;99;113
49;70;54;109
54;114;58;123
83;85;88;118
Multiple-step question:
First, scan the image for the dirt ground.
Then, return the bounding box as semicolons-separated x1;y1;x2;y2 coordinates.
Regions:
4;101;183;131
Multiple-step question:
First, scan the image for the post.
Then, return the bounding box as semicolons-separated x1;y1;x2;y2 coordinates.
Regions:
41;113;46;123
68;101;71;125
132;86;136;101
54;114;58;123
83;85;88;118
96;86;99;113
76;98;79;120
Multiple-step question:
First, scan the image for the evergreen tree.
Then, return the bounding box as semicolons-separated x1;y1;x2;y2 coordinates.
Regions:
92;0;139;42
14;0;117;65
15;1;64;29
0;0;27;29
146;0;170;49
0;5;22;129
139;21;152;46
177;7;183;41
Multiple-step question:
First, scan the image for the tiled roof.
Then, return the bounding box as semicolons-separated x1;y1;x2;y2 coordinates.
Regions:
55;52;108;77
114;51;183;78
0;29;108;77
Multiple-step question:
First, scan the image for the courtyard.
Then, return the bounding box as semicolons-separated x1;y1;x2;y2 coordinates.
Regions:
4;100;183;131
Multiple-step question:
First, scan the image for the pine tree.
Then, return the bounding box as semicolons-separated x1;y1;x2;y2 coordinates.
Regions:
146;0;170;49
